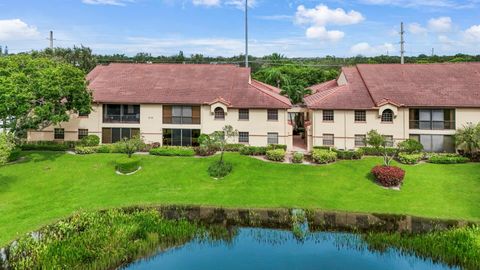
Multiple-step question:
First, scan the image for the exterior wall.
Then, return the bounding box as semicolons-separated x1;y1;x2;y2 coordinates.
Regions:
27;104;293;149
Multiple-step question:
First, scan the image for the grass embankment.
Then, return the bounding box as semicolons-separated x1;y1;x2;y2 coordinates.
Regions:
0;151;479;245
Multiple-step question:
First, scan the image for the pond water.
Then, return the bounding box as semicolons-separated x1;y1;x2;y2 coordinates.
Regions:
124;227;456;270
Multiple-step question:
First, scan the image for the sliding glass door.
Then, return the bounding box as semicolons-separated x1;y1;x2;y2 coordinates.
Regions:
163;129;200;146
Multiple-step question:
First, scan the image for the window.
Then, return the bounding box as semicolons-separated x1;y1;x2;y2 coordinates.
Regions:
103;104;140;123
214;107;225;120
102;128;140;144
417;134;455;153
354;135;366;147
54;128;65;140
354;110;366;122
381;109;394;123
163;106;200;124
79;111;89;117
323;110;334;121
162;129;201;147
267;109;278;121
78;129;88;140
267;132;279;145
383;135;394;147
323;134;334;146
409;109;455;130
239;109;249;120
239;132;249;143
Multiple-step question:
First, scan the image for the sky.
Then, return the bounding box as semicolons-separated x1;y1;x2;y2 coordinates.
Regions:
0;0;479;57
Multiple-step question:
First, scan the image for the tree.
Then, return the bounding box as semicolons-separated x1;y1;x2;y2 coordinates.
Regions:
0;132;16;165
281;84;311;104
118;135;145;158
455;123;480;155
366;130;397;166
0;55;92;137
31;45;98;73
210;125;238;164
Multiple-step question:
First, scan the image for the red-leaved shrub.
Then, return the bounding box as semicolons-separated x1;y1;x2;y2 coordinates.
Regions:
371;165;405;187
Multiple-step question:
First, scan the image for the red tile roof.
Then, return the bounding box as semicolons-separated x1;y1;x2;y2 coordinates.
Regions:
305;63;480;109
87;63;291;109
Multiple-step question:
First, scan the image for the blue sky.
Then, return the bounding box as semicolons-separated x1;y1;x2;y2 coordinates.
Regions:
1;0;479;57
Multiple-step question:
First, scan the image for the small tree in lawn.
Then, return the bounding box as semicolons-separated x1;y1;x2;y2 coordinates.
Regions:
366;130;397;166
119;135;145;158
208;125;238;178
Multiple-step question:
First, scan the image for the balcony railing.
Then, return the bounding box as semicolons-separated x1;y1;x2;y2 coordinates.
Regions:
409;120;455;130
163;116;201;125
103;114;140;123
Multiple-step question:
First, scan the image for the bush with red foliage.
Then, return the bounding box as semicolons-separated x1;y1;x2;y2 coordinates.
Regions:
371;165;405;187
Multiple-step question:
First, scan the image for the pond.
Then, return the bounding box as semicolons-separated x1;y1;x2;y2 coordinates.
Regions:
124;227;456;270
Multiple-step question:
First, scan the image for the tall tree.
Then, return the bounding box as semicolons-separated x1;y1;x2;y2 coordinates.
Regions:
0;55;92;137
32;45;97;73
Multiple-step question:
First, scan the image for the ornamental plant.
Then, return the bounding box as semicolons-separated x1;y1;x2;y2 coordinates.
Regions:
371;165;405;187
0;132;16;165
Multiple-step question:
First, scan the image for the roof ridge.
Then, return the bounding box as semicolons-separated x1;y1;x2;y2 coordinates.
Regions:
249;81;292;107
355;65;377;107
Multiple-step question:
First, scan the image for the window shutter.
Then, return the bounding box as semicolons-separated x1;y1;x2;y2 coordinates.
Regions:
163;105;172;124
192;106;201;124
102;128;112;144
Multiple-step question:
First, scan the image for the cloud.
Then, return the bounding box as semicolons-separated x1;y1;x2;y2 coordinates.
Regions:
0;19;40;40
294;4;364;41
350;42;395;56
427;17;452;32
82;0;134;6
225;0;256;9
256;15;293;21
463;25;480;42
408;23;427;35
192;0;220;7
359;0;477;9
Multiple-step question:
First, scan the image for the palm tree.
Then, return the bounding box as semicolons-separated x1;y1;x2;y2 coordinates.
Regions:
455;123;480;155
263;68;290;88
280;85;312;104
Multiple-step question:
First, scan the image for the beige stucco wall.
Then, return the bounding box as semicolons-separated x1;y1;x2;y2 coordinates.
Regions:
27;104;293;149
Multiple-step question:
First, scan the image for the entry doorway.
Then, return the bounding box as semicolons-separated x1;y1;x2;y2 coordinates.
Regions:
289;111;308;151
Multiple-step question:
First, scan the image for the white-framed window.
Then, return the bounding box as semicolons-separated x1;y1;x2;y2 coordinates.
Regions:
381;109;394;123
78;129;89;140
214;107;225;120
54;128;65;140
383;135;394;147
239;132;249;143
239;109;249;120
355;110;366;122
323;134;334;146
323;110;334;121
355;134;366;147
267;109;278;121
267;132;279;145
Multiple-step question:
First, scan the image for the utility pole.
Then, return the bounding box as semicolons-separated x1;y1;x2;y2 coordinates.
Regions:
49;31;54;50
431;48;435;57
245;0;249;68
400;22;405;64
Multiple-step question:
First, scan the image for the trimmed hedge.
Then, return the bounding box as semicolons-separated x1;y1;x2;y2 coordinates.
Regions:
428;154;469;164
313;146;332;151
371;165;405;187
194;146;217;156
20;141;72;151
75;146;99;155
292;152;304;163
267;144;287;151
398;152;424;165
224;144;244;152
8;148;21;162
312;149;337;164
266;149;286;162
333;149;364;160
239;146;267;156
79;135;100;147
149;146;195;157
115;157;140;174
360;146;397;156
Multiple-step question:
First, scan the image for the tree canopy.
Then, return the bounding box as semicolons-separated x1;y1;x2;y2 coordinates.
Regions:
0;55;92;137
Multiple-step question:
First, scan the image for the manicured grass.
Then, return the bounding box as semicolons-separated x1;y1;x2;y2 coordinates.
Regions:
0;151;479;245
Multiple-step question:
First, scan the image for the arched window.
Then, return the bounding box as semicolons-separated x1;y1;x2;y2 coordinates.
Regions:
381;109;394;123
214;107;225;120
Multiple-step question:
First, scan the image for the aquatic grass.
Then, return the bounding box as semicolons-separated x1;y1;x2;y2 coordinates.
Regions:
363;226;480;269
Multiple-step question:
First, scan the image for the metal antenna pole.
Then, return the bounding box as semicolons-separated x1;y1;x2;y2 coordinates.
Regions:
245;0;249;68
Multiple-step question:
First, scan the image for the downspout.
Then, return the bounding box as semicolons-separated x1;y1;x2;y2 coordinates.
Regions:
344;110;347;149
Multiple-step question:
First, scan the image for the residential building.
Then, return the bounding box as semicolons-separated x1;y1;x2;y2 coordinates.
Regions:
304;63;480;152
27;64;293;148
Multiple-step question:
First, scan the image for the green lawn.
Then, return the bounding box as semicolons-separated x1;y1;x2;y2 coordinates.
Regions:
0;151;479;245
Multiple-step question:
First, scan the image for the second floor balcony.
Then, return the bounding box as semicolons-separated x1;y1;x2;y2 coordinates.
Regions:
409;109;455;130
103;104;140;124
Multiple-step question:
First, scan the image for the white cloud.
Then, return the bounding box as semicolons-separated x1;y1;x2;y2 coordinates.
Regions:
350;42;395;56
463;25;480;42
225;0;256;9
359;0;476;8
82;0;134;6
408;23;427;35
192;0;220;7
427;17;452;32
294;4;364;41
0;19;40;40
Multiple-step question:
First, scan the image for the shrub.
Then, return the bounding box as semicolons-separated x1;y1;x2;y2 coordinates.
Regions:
398;152;424;165
333;149;364;160
398;139;424;154
267;144;287;151
74;146;99;155
0;133;16;165
224;144;244;152
149;146;195;157
20;141;70;151
239;146;267;156
292;152;304;163
313;146;332;151
312;149;337;164
8;148;21;162
115;156;141;174
428;154;469;164
360;146;397;156
371;165;405;187
97;144;113;153
266;149;286;162
194;146;217;156
79;135;100;147
208;161;233;178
